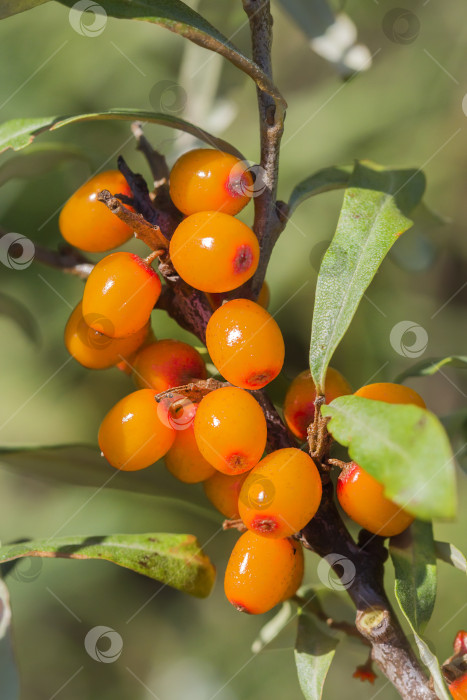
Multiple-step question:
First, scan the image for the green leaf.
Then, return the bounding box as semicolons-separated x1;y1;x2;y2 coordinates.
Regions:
0;533;215;598
288;164;352;216
434;541;467;574
0;444;218;521
0;578;20;700
0;110;244;157
396;356;467;383
0;292;40;344
322;396;457;519
0;143;90;187
441;410;467;474
294;612;339;700
252;601;295;653
56;0;285;110
309;160;425;393
0;0;48;19
390;522;449;700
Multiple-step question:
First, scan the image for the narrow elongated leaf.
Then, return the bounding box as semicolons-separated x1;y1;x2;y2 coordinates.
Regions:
56;0;284;109
0;579;20;700
0;0;48;19
294;613;339;700
0;444;218;520
0;110;243;157
0;293;40;344
435;541;467;574
390;523;449;700
0;143;90;187
441;410;467;473
322;396;456;519
252;601;295;653
396;356;467;383
309;161;425;393
0;533;215;598
288;164;352;216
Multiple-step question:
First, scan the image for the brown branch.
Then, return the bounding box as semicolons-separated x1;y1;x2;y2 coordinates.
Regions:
131;121;170;188
96;190;168;252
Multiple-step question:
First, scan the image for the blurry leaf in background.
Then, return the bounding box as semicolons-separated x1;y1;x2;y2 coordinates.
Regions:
0;143;91;188
441;410;467;473
0;532;216;598
0;0;49;19
0;110;244;158
435;541;467;575
0;578;19;700
0;292;40;345
294;612;339;700
278;0;372;78
287;164;352;216
396;356;467;383
390;522;450;700
322;396;457;519
251;600;295;654
309;161;426;393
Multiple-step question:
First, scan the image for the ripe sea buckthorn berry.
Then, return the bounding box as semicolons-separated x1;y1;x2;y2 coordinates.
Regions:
169;211;259;293
337;462;414;537
203;471;249;518
169;149;253;216
116;327;157;375
194;387;267;474
59;170;133;252
224;531;302;614
132;339;207;392
238;447;322;538
284;367;351;441
206;299;285;389
164;403;216;483
354;382;426;408
82;252;161;338
206;281;270;311
281;540;304;602
65;301;148;370
98;389;175;471
449;674;467;700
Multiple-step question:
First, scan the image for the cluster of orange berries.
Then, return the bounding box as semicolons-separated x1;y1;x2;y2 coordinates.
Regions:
59;150;422;618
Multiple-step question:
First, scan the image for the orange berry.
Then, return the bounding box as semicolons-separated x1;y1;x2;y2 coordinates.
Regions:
238;448;322;538
98;389;175;471
132;339;207;391
281;540;305;601
169;149;253;216
169;211;259;293
65;301;148;370
449;675;467;700
164;403;216;483
203;471;249;518
337;462;414;537
194;387;267;474
59;170;133;252
284;367;351;441
354;382;425;408
224;531;302;614
115;327;157;375
206;299;284;389
82;252;161;338
206;281;270;311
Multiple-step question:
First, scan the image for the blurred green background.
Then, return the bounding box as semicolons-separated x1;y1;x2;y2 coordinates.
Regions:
0;1;466;698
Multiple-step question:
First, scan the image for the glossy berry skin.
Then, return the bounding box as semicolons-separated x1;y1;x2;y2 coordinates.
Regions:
238;448;322;538
206;299;285;389
284;367;351;441
59;170;133;252
354;382;426;408
281;540;305;602
116;327;156;375
194;387;267;474
169;211;259;293
132;339;207;392
203;471;249;518
337;462;414;537
224;531;302;614
206;281;270;312
165;403;216;483
98;389;175;471
169;149;253;216
449;674;467;700
65;302;149;370
82;252;161;338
